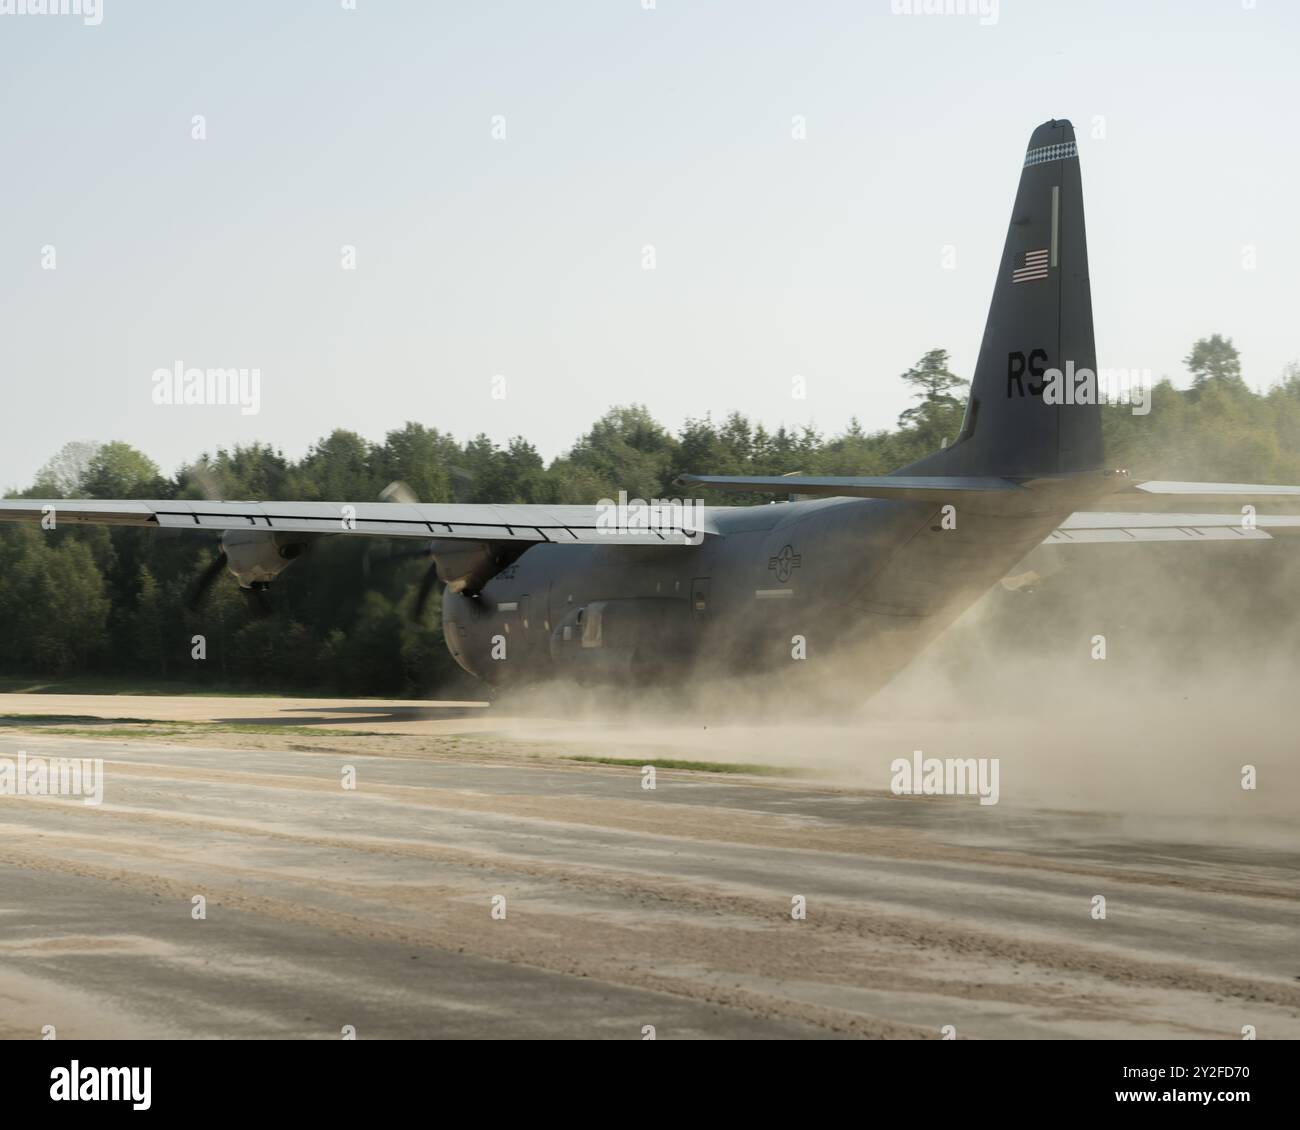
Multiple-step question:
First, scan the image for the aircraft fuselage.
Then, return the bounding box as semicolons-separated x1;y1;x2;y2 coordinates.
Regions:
442;494;1068;692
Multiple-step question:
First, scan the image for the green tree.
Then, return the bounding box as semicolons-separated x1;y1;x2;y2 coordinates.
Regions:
898;349;967;424
178;443;292;501
81;442;167;499
371;423;454;503
561;405;677;501
28;440;101;497
1185;334;1247;394
133;564;168;678
292;430;380;501
0;528;109;674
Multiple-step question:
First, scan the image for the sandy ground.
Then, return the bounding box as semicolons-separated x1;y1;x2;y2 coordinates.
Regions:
0;692;1298;1039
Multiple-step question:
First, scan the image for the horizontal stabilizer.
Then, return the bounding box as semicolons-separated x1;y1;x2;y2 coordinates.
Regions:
1095;480;1300;515
1046;511;1300;545
676;474;1023;502
1129;480;1300;501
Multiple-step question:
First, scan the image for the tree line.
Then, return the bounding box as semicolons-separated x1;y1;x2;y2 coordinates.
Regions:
2;335;1298;696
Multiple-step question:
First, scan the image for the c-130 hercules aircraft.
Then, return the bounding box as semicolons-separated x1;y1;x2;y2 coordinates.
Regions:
4;120;1300;694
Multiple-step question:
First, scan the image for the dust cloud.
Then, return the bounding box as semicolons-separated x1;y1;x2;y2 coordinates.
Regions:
491;545;1300;845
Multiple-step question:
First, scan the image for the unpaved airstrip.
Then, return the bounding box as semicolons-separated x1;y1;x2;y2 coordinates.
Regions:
0;691;1297;1039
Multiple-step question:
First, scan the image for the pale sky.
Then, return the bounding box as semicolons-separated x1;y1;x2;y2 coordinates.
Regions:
2;0;1297;491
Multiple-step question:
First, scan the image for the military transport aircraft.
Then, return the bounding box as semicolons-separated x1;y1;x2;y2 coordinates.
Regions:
4;120;1299;694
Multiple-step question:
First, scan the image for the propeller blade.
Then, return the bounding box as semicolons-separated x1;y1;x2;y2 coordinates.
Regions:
362;542;432;579
188;551;229;611
413;563;441;621
379;480;419;505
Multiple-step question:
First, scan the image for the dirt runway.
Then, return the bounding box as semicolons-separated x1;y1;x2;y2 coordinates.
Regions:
0;693;1297;1039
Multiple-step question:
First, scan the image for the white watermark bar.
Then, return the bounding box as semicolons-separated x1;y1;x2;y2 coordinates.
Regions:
890;0;999;28
595;490;706;545
0;751;104;806
890;750;1000;806
151;361;261;416
1044;362;1154;416
0;0;103;25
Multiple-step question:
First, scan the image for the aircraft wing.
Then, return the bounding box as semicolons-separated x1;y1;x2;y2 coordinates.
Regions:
1096;480;1300;514
0;498;715;545
1046;511;1300;545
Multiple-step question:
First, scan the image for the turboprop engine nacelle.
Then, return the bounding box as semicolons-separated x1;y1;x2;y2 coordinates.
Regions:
220;528;312;587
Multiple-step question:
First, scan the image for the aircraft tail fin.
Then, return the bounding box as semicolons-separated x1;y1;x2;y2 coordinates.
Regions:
900;119;1103;480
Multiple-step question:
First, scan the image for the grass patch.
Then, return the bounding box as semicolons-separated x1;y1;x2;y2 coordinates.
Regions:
564;755;798;777
44;727;392;741
0;677;430;701
42;727;199;739
0;677;297;698
0;713;159;726
0;715;391;740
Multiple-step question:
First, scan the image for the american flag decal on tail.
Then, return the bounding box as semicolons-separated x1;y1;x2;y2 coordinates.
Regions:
1012;248;1049;284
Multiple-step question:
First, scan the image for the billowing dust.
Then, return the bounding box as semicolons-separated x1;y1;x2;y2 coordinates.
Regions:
490;571;1300;844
